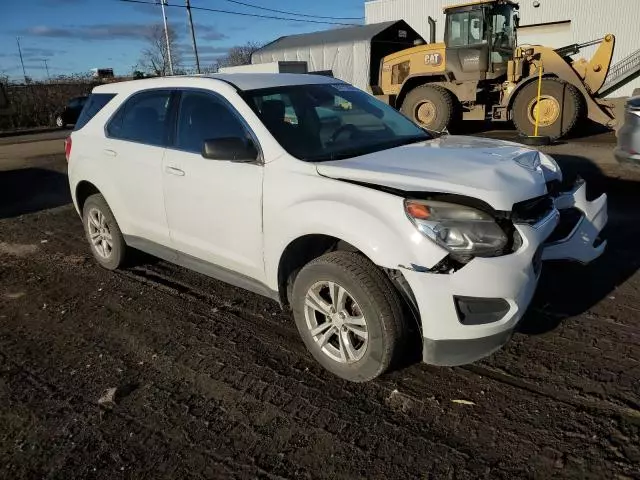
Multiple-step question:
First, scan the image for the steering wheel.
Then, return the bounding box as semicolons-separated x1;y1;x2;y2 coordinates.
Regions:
330;124;359;144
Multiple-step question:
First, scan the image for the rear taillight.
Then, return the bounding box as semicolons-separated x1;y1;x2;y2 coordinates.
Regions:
64;136;72;162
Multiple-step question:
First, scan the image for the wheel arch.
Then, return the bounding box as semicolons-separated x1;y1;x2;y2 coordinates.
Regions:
75;180;101;214
277;234;362;306
397;74;451;109
275;233;419;318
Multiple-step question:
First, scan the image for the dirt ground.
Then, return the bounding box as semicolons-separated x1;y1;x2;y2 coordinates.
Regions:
1;135;639;479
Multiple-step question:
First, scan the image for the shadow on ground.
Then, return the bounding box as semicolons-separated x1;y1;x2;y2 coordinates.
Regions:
518;154;640;335
0;167;71;219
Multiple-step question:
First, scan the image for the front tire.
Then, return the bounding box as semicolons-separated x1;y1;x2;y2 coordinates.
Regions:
82;194;127;270
401;84;455;132
512;78;583;140
291;251;406;382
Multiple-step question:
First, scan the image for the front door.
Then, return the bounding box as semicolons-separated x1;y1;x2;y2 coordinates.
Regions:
162;90;265;282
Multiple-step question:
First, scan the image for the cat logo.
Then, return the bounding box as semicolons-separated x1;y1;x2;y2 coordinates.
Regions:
424;53;443;66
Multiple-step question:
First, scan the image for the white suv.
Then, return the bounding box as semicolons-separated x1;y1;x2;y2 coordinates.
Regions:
67;74;607;382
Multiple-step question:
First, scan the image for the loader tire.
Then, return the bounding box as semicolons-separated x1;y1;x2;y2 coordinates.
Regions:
401;84;455;132
512;78;582;141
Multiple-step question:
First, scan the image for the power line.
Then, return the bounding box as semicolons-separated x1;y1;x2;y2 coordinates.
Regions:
216;0;363;21
118;0;359;26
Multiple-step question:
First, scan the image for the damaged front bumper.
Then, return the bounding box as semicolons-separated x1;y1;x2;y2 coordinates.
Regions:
405;179;607;367
543;180;608;264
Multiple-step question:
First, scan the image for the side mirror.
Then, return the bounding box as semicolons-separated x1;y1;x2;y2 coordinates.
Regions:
201;137;258;162
514;14;520;29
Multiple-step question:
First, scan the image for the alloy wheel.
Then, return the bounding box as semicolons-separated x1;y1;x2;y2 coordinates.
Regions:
303;281;368;364
87;207;113;259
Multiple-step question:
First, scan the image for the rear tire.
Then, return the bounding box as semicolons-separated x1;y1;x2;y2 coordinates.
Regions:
82;194;127;270
291;251;406;382
401;84;455;132
55;115;65;128
512;78;582;140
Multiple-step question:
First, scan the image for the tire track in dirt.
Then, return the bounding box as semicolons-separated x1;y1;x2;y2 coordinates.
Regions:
2;230;640;478
2;191;640;477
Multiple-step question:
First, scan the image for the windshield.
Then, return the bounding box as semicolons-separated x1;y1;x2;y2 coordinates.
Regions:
242;83;430;161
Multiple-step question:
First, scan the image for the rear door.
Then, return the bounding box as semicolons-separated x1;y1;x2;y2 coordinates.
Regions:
102;89;173;247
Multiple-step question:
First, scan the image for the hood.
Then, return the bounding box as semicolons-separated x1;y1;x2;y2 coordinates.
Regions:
315;135;550;211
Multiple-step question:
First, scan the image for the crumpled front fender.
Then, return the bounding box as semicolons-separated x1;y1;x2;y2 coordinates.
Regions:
542;180;608;264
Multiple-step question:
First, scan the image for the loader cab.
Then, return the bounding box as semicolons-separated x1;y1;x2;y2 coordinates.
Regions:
444;0;518;81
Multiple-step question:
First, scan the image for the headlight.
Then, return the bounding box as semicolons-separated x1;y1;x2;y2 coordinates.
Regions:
404;199;508;260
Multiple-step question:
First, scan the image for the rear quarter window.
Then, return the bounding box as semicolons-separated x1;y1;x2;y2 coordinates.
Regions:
74;93;116;131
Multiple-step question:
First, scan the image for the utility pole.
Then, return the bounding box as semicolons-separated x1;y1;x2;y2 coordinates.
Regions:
43;59;50;80
159;0;174;75
185;0;200;74
16;37;27;83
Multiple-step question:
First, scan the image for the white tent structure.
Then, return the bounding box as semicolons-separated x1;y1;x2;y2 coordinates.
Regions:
251;21;424;91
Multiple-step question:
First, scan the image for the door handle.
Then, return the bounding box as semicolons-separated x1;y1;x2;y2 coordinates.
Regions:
103;149;117;157
165;166;185;176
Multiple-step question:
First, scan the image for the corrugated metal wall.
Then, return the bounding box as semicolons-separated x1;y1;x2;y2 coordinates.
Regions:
365;0;640;96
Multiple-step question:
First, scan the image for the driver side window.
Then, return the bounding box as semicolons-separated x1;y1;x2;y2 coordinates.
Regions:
175;91;248;154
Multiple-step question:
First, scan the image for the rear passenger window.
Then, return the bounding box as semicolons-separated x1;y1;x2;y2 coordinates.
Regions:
107;90;172;146
175;91;248;154
74;93;115;131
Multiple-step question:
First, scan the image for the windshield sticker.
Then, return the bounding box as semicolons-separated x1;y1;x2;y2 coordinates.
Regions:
333;84;360;92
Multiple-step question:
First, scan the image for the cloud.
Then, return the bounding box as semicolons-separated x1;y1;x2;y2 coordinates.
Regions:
175;43;229;55
22;23;156;41
196;25;228;41
23;47;64;58
0;47;65;60
21;22;228;43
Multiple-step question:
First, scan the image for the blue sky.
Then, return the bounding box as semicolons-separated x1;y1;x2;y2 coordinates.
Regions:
0;0;364;80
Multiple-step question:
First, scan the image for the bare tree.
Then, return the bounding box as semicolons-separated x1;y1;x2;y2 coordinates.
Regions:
139;24;182;76
217;41;262;68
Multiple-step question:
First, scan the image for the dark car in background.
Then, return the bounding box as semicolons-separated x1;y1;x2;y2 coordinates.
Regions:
615;95;640;166
54;96;87;128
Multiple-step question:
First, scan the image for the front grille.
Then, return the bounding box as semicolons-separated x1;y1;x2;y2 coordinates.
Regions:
511;195;554;225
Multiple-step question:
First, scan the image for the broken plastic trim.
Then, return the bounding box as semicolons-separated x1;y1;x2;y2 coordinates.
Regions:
399;255;466;274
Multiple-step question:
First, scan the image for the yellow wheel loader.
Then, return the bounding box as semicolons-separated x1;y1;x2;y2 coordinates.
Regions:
374;0;617;139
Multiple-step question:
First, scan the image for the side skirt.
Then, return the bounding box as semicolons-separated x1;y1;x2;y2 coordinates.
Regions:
124;235;280;303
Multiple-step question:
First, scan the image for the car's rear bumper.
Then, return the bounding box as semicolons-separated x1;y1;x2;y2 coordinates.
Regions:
404;180;608;367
